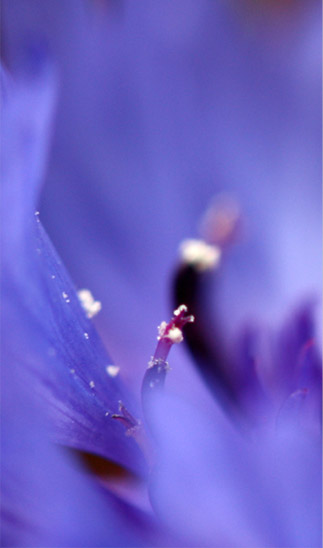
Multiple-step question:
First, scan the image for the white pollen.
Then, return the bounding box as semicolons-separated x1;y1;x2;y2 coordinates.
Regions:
157;321;167;339
179;239;221;272
62;292;69;299
166;326;183;344
51;275;56;279
105;412;110;416
84;332;89;340
35;211;40;216
148;357;156;368
106;365;120;377
77;289;102;318
70;368;75;374
89;381;95;389
148;357;168;369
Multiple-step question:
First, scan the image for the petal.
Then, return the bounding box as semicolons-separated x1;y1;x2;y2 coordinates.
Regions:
1;52;144;473
149;393;322;548
1;329;163;547
2;0;319;385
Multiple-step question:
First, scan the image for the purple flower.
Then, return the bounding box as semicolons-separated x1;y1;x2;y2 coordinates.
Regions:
1;1;321;547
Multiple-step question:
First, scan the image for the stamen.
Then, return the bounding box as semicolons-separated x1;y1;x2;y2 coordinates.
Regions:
78;289;102;318
111;401;139;431
150;305;194;363
111;402;153;467
173;198;245;417
141;306;194;425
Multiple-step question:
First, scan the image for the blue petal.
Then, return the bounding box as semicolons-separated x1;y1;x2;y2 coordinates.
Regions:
1;327;164;547
149;393;322;548
2;0;319;386
1;52;144;473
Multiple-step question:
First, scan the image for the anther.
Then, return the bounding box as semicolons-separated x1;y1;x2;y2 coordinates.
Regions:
180;239;221;272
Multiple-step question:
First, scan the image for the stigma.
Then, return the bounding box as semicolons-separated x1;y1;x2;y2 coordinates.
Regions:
155;305;194;347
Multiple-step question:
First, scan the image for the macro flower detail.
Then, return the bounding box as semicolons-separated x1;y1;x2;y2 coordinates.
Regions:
1;1;321;547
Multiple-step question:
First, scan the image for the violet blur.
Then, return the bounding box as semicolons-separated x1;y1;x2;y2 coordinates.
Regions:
1;1;321;547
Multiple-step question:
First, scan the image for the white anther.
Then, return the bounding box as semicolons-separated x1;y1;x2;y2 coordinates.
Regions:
180;239;221;272
106;365;120;377
78;289;102;319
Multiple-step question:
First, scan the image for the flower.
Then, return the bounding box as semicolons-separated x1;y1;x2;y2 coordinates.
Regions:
1;1;321;547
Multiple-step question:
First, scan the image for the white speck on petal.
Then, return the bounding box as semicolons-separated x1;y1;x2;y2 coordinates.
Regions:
70;368;75;374
77;289;102;318
84;332;89;340
51;274;56;279
62;292;70;303
106;365;120;377
89;381;95;389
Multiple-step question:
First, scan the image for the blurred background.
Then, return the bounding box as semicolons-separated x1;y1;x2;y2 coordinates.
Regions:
2;0;321;392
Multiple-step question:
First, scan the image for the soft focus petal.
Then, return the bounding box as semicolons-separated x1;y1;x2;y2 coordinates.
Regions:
1;3;321;547
149;393;322;548
2;0;320;389
1;52;144;473
1;330;155;548
1;48;174;548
